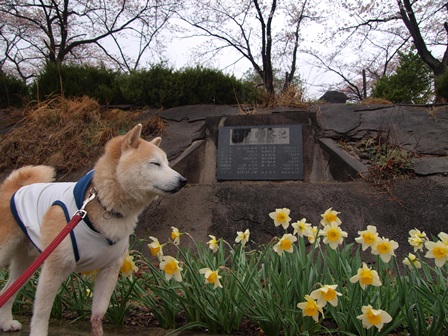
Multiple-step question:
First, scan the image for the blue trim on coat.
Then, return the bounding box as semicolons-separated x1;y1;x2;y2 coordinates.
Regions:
73;170;116;246
73;170;96;231
52;200;80;262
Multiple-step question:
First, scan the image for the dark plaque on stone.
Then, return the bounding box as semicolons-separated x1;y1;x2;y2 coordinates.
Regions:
217;125;303;180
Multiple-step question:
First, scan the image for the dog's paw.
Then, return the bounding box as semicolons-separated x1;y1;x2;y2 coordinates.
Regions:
0;319;22;331
91;316;103;336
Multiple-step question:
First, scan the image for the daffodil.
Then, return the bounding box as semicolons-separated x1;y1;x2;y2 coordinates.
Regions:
235;229;250;246
273;233;297;256
159;256;183;282
120;254;139;279
408;229;427;252
319;222;348;249
350;263;382;290
269;208;292;229
297;295;324;322
207;235;219;253
310;284;342;307
306;226;320;245
171;227;182;245
438;232;448;245
199;267;223;289
357;305;392;331
82;270;98;279
291;218;312;237
355;225;379;251
425;239;448;267
148;236;164;261
320;207;342;226
403;253;421;270
371;237;399;263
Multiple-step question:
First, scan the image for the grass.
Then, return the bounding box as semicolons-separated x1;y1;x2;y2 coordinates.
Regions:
0;96;165;174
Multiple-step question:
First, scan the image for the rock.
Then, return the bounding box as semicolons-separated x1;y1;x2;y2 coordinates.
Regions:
412;157;448;175
319;91;348;103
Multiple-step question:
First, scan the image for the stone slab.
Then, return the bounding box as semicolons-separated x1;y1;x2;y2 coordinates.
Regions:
216;125;304;180
412;157;448;175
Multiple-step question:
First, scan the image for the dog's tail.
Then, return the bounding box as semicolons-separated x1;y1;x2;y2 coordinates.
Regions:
0;166;56;196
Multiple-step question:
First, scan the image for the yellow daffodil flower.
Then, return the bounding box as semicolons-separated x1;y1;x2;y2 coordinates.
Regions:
199;267;223;289
171;226;182;245
320;222;348;249
355;225;379;251
403;253;421;270
159;256;183;282
320;207;342;226
297;295;324;322
148;236;164;261
273;233;297;256
371;237;399;263
357;305;392;331
82;270;98;279
350;263;382;290
291;218;312;237
235;229;250;246
207;235;219;253
408;229;427;252
310;284;342;307
269;208;292;229
425;240;448;267
120;254;138;279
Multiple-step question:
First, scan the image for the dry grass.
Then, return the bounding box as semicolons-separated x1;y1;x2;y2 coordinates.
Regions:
0;96;164;174
273;85;308;108
359;97;394;105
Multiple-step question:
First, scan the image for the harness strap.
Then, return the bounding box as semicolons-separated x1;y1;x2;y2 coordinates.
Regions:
0;191;96;308
0;214;83;307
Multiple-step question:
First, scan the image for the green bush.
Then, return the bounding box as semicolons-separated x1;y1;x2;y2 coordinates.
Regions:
32;63;123;104
118;65;259;108
118;64;181;108
0;72;29;107
435;69;448;101
27;63;258;108
372;51;432;104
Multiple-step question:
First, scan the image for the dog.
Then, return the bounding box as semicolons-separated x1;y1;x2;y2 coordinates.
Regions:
0;124;187;335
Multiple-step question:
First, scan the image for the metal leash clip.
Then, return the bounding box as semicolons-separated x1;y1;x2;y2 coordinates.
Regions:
76;188;97;219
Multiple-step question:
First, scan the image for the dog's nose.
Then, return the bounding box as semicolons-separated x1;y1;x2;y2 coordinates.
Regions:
179;176;187;187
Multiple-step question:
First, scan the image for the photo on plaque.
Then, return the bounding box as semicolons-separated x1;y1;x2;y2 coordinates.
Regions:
217;125;304;181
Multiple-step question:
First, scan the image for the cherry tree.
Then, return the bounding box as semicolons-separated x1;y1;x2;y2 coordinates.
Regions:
175;0;320;95
0;0;179;80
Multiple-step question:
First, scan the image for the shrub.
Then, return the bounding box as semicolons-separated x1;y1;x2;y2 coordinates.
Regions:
435;68;448;101
117;64;180;108
0;72;29;107
118;65;259;108
372;51;432;104
32;63;123;105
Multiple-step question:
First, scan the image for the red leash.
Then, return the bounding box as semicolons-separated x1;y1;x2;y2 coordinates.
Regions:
0;192;96;308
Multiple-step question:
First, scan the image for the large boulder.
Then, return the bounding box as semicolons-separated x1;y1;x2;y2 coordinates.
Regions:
319;90;348;103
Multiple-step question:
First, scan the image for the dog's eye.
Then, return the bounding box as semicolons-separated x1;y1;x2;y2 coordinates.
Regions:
150;161;161;167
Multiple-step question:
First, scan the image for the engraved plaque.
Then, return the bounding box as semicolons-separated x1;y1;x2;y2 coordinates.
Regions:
217;125;303;180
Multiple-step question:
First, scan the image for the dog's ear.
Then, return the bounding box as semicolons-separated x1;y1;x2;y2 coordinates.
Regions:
123;124;142;149
151;137;162;147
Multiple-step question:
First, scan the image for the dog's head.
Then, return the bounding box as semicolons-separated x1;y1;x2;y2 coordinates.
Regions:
96;124;187;201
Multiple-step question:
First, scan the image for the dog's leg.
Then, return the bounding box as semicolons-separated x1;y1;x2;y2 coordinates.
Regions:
0;250;34;331
29;261;73;336
91;253;125;336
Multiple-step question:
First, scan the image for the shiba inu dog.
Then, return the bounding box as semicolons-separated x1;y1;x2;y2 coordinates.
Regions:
0;124;187;335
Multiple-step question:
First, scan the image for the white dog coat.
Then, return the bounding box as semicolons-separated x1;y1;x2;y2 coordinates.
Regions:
10;171;128;272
